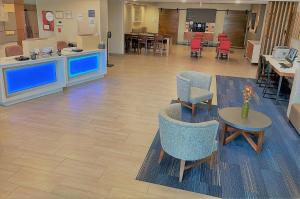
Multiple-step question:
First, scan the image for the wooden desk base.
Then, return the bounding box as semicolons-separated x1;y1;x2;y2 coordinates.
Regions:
220;124;264;153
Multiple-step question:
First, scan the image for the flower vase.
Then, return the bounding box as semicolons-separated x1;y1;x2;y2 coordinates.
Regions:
241;102;250;119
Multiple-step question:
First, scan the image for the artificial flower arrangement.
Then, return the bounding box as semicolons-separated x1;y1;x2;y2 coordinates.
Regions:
241;85;253;119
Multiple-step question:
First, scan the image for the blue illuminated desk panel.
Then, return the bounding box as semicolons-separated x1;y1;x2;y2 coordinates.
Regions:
0;56;66;106
68;53;99;78
65;50;107;86
4;62;57;95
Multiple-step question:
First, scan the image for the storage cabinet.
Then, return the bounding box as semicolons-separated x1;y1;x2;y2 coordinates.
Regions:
246;40;261;64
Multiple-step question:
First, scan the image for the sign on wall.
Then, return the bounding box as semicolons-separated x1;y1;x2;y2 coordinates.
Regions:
42;11;54;31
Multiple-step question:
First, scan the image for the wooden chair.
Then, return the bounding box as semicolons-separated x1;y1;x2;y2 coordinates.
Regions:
138;34;148;54
5;45;23;57
153;34;164;56
57;41;68;50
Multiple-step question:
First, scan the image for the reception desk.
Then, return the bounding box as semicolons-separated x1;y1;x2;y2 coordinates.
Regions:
184;32;214;42
62;49;107;87
0;49;107;106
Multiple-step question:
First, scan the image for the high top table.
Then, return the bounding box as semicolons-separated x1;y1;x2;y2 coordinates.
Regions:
263;55;300;102
219;107;272;153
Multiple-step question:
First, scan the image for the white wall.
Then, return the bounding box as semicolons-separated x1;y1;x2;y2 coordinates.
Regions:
143;5;159;33
124;4;159;33
108;0;124;54
36;0;101;43
99;0;108;42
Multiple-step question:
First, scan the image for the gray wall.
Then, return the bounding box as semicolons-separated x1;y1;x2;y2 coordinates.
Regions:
186;9;216;23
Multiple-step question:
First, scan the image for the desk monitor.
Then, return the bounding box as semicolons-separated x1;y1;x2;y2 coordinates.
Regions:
286;48;298;64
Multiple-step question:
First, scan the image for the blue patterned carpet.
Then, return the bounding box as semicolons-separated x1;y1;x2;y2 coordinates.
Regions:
136;76;300;198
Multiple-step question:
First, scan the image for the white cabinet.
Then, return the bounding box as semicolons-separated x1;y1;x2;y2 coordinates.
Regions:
246;40;261;64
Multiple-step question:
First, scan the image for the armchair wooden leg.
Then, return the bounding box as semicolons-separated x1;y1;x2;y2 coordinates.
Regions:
209;151;217;169
192;104;196;116
158;148;165;164
179;160;186;182
208;99;212;110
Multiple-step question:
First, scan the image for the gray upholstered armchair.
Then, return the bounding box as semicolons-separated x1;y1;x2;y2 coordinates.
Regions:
176;71;213;116
158;103;219;182
288;67;300;134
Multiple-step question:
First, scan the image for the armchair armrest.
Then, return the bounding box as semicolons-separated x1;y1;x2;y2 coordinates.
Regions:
176;75;191;102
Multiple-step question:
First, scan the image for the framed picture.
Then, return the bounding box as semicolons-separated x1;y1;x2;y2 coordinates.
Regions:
42;11;54;31
64;10;72;19
55;11;64;19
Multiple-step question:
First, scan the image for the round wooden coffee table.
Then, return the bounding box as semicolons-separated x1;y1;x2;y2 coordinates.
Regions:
218;107;272;153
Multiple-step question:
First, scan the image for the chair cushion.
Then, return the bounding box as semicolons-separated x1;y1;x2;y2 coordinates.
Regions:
289;104;300;134
189;87;213;104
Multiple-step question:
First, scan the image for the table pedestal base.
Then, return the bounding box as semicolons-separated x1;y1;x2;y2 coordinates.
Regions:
221;124;264;153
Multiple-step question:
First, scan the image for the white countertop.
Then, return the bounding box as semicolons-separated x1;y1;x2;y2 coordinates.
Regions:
0;49;106;67
248;40;261;45
264;55;300;76
0;55;64;68
61;49;105;57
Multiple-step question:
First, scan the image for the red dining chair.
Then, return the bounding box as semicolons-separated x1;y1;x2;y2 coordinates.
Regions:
216;36;230;53
190;38;202;58
218;33;228;41
217;40;231;60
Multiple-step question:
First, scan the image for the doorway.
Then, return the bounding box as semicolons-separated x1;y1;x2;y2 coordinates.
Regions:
24;4;39;39
223;10;248;48
159;9;179;44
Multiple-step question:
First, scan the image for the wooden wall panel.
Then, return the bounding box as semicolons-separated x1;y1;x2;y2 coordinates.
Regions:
291;11;300;40
159;9;179;44
261;1;299;55
223;10;248;48
14;0;25;46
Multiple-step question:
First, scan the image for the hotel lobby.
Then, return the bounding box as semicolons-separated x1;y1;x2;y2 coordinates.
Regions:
0;0;299;198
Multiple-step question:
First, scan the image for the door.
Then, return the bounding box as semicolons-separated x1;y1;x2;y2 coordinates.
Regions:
223;11;248;48
159;9;179;44
24;4;39;39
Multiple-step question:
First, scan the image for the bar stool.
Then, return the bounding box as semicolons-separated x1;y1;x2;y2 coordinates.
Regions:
138;34;148;54
153;34;164;56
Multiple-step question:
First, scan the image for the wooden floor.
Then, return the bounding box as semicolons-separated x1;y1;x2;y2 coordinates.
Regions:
0;45;257;199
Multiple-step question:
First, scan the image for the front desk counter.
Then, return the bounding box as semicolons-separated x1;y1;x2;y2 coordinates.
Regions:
0;49;107;106
62;49;107;87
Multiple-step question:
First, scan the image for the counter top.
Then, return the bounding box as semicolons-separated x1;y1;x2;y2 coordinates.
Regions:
248;40;261;45
0;49;106;67
0;55;64;67
61;49;105;57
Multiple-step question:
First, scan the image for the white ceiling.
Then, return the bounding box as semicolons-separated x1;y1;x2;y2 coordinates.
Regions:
127;0;299;4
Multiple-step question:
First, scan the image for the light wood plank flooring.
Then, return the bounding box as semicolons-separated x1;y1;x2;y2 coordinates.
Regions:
0;45;257;199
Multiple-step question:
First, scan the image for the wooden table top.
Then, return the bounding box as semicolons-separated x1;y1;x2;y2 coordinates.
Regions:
219;107;272;132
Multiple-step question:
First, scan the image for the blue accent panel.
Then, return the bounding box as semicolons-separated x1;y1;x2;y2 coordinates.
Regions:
68;54;100;78
5;62;57;95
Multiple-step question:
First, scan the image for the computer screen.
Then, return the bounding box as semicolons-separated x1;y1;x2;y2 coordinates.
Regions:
286;48;298;63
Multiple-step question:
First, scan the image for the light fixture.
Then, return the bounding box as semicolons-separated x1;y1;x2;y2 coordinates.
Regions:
200;0;203;7
235;0;241;4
